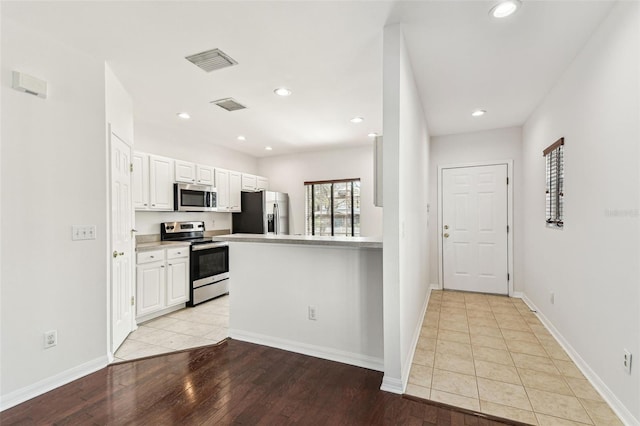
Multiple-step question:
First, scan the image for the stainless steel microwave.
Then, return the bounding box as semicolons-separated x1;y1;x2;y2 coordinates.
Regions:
174;183;217;212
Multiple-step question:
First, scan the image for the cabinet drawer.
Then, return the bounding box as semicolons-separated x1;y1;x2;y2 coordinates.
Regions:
167;247;189;260
137;250;165;264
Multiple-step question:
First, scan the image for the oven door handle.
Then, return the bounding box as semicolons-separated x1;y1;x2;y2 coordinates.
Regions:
192;241;229;251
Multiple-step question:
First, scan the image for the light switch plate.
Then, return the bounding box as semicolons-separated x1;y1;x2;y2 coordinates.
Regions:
72;225;96;241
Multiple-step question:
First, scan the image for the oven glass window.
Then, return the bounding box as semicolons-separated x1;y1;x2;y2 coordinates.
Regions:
181;189;206;207
195;248;228;279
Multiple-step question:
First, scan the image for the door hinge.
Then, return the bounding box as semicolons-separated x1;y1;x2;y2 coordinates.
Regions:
507;273;510;281
507;225;510;233
130;296;135;306
130;163;134;173
506;177;509;185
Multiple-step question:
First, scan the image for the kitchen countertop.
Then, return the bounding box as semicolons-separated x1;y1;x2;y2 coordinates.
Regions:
211;233;382;249
136;241;191;252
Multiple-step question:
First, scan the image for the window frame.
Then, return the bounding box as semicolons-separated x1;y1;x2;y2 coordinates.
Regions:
543;137;564;229
304;178;361;237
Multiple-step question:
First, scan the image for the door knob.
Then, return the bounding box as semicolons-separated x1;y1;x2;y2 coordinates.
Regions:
112;251;124;258
444;225;449;230
444;233;450;238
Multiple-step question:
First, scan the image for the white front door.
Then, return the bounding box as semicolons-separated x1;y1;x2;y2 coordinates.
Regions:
110;129;134;353
442;164;508;295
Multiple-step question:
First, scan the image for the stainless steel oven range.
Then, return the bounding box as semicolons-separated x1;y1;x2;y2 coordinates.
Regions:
160;221;229;306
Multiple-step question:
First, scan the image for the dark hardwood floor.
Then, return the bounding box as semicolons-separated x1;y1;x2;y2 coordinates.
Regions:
1;339;527;425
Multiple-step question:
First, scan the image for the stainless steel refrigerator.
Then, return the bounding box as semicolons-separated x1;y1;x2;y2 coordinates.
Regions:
232;191;289;235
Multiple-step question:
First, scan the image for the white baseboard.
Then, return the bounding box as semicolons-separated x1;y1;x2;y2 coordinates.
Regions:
400;286;432;393
430;283;441;290
229;329;384;372
522;295;639;426
380;376;403;394
0;355;108;412
512;291;524;298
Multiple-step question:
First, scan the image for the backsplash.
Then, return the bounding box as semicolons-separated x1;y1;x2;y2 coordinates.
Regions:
134;210;232;235
135;228;230;244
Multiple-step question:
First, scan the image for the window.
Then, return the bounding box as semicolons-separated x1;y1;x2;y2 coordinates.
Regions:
305;179;360;236
544;137;564;229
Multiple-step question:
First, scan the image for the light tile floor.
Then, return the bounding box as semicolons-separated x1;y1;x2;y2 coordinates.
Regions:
406;290;622;426
113;295;229;362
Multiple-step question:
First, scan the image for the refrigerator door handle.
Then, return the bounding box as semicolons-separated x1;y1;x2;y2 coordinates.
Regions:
274;203;279;234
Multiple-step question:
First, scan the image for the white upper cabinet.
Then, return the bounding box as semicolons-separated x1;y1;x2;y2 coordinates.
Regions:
134;152;174;211
175;159;196;183
196;164;215;186
149;155;175;210
229;171;242;212
256;176;269;191
133;151;266;213
241;173;269;191
215;168;230;212
132;152;149;209
241;173;257;191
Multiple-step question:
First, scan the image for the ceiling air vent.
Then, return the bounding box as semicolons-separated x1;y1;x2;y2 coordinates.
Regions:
211;98;247;112
185;48;238;73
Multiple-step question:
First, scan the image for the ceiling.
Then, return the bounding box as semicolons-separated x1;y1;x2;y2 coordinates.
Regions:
2;1;615;158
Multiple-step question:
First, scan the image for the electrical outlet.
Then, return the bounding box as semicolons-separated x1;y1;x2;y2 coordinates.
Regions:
44;330;57;349
72;225;97;241
308;305;317;321
550;292;555;305
623;350;632;374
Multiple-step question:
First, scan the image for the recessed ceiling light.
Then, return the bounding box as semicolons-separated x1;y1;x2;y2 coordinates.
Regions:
350;117;364;123
368;132;378;137
177;112;191;119
274;87;292;97
471;109;486;117
265;146;273;151
237;135;246;141
489;0;521;18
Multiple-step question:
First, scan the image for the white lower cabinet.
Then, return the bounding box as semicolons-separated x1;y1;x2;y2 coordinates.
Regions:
136;246;189;321
166;248;189;306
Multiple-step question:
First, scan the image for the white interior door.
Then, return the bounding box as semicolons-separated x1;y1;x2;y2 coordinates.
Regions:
110;130;134;353
442;164;508;295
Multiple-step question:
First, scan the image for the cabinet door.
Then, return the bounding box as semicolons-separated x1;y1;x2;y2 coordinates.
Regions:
175;160;196;183
215;168;230;211
197;165;215;186
229;171;242;212
149;155;174;210
166;257;189;306
136;262;165;316
133;152;149;210
241;173;257;191
256;176;269;191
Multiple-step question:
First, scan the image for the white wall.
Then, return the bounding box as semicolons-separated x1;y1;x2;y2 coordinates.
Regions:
257;145;383;237
1;19;108;407
135;121;258;175
381;24;430;393
522;2;639;423
428;127;523;291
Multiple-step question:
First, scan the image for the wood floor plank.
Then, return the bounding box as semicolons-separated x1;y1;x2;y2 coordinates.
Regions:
1;339;526;425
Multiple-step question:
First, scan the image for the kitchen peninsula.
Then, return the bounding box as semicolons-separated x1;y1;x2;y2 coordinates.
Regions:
212;234;383;371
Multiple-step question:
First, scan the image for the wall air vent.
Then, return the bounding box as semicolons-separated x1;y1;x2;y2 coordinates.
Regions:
211;98;247;112
185;48;238;73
